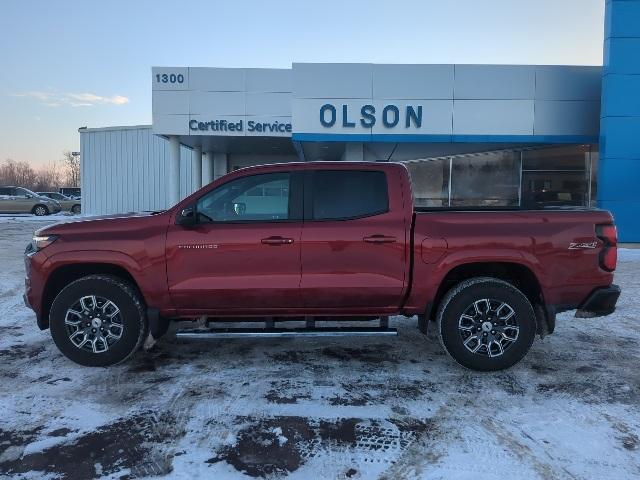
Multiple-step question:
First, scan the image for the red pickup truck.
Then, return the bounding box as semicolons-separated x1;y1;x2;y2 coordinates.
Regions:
24;162;620;371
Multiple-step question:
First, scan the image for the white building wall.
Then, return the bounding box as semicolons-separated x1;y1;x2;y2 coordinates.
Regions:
80;126;196;215
291;63;602;139
152;67;293;138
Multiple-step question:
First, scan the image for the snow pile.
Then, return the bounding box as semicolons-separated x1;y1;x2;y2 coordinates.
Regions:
618;248;640;262
0;220;639;479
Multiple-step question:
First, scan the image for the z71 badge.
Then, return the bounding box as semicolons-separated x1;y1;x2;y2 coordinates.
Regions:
569;241;598;250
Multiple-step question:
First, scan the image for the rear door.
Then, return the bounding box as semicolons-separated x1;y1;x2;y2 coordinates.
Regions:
166;170;304;313
300;167;408;310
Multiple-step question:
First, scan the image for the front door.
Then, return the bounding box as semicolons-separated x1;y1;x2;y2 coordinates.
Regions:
14;188;38;214
300;168;408;310
166;171;303;314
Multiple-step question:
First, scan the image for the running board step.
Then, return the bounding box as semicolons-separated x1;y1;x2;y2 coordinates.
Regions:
176;327;398;339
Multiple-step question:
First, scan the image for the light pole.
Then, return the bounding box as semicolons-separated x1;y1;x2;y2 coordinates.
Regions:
71;151;80;188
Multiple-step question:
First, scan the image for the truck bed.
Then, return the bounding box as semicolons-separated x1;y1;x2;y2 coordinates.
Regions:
404;207;615;316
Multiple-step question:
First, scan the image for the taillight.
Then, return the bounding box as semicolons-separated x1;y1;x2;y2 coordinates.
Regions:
596;224;617;272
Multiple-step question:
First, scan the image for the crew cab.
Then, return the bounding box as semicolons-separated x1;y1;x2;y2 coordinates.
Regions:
23;162;620;370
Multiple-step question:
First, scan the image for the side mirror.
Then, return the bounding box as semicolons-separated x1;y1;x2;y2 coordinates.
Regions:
176;205;196;226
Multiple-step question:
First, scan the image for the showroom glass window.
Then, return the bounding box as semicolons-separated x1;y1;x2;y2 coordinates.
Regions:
402;145;597;209
404;158;450;207
450;151;520;207
312;170;388;220
196;172;290;222
520;145;590;208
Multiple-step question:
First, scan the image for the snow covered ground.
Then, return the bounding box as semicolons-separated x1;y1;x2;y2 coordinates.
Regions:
0;216;639;479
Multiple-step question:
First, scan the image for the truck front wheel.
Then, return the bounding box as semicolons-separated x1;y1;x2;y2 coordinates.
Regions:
49;275;148;367
436;277;536;371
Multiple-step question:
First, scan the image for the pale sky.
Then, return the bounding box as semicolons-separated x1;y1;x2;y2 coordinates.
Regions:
0;0;605;166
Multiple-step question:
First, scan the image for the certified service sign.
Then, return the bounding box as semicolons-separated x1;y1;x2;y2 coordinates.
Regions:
189;119;292;134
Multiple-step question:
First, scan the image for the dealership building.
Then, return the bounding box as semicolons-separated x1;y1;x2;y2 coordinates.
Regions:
80;0;640;241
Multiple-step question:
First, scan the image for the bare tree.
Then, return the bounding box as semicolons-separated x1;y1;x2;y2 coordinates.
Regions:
33;162;62;191
61;151;80;187
0;159;63;192
0;159;37;188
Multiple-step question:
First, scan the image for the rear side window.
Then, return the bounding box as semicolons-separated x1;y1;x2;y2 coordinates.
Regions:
312;170;388;220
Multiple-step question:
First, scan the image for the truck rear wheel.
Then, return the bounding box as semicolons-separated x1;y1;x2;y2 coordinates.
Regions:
49;275;148;367
436;277;536;371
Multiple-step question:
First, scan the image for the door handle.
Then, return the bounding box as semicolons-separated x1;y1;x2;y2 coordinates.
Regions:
261;236;294;245
363;234;397;244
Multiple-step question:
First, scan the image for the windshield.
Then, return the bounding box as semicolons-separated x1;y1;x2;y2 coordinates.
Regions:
16;187;38;197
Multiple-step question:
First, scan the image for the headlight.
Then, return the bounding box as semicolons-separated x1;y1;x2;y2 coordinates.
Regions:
30;234;58;252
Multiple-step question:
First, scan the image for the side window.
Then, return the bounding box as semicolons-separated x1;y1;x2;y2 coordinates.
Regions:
15;188;30;197
312;170;389;220
196;172;290;223
0;187;13;196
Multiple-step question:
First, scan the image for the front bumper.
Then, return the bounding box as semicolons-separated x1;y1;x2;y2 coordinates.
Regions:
23;250;48;329
575;284;621;318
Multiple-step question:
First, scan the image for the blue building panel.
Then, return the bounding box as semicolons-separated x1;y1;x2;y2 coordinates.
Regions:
598;158;640;201
600;117;640;158
599;201;640;243
599;0;640;242
603;37;640;75
601;74;640;117
605;0;640;39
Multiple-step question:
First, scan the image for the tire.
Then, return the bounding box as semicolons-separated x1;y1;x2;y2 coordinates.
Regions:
436;277;536;371
71;204;81;214
49;275;148;367
32;205;49;216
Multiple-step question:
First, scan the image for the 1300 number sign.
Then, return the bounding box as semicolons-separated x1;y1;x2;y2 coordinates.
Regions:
155;73;184;84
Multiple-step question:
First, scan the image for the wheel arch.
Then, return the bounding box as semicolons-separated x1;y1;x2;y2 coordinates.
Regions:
429;261;544;321
41;263;143;330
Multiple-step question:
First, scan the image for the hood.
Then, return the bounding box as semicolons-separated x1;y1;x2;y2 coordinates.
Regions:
36;210;165;235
